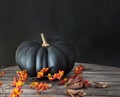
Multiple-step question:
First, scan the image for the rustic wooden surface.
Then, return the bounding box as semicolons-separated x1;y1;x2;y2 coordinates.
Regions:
0;63;120;97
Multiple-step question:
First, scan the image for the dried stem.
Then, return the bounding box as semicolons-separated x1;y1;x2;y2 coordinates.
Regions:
41;33;50;47
1;87;7;97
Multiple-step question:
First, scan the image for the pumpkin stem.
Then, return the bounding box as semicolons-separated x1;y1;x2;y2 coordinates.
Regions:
41;33;50;47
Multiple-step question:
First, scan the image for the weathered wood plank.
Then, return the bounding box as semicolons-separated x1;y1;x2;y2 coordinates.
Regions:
1;81;120;95
1;88;120;96
0;70;120;81
1;63;120;71
1;76;120;82
1;81;120;86
0;94;117;97
2;76;120;82
3;70;120;77
0;95;118;97
0;63;120;97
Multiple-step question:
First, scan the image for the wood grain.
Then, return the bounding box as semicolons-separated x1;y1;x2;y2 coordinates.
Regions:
0;63;120;97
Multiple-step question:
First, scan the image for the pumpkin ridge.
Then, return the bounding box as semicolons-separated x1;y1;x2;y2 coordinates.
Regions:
51;45;68;74
52;41;76;74
24;45;40;77
36;47;48;72
22;43;40;69
47;46;67;74
16;41;38;70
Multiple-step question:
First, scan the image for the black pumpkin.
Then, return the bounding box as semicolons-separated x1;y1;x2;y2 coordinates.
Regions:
15;33;76;77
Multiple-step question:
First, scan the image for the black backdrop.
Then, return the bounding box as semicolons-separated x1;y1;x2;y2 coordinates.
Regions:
0;0;120;68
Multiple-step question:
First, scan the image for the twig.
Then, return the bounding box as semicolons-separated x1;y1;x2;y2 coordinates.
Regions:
1;87;7;97
3;83;14;89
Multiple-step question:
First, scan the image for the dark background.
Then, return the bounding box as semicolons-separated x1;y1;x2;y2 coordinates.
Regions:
0;0;120;68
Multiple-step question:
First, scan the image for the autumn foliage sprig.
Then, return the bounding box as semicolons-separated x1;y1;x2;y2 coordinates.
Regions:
57;65;85;85
9;70;28;97
9;67;65;97
29;68;64;92
37;68;50;78
36;67;64;81
30;82;52;91
48;70;64;81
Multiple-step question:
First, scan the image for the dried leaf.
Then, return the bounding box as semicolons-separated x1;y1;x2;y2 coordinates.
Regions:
66;82;83;89
66;89;81;95
66;75;84;89
66;75;83;85
66;89;86;97
94;81;108;88
77;90;87;97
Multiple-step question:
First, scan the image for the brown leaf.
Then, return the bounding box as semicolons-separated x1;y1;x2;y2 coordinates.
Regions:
66;89;86;97
77;90;87;97
66;82;83;89
66;75;84;89
66;78;73;85
94;81;108;88
71;75;84;83
66;75;83;85
66;89;82;95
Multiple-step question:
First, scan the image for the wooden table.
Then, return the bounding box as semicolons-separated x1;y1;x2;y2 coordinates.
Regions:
0;63;120;97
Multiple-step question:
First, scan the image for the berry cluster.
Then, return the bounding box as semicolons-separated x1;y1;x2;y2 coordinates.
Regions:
16;70;28;81
74;65;85;75
57;64;85;85
10;70;28;97
48;70;64;81
30;82;52;91
37;68;49;78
